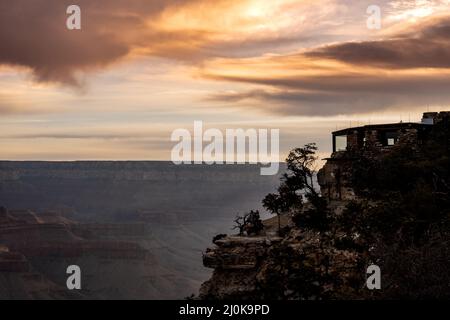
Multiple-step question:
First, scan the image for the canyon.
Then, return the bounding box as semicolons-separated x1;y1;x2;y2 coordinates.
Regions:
0;162;281;299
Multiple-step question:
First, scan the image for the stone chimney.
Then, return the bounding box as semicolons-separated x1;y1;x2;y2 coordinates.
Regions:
422;111;450;125
422;112;438;125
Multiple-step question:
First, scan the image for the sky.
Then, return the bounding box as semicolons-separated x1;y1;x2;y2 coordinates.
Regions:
1;0;450;161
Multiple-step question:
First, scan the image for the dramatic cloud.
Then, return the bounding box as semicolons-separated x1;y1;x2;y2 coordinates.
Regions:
203;15;450;116
0;0;335;86
0;0;206;85
306;15;450;69
2;0;450;160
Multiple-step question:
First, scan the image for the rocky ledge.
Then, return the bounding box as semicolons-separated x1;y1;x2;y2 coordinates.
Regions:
199;214;361;300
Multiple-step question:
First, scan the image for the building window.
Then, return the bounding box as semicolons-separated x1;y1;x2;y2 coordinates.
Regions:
335;135;347;151
385;131;399;146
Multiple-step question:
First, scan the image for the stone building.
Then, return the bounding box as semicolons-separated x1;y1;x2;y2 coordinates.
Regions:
317;111;450;201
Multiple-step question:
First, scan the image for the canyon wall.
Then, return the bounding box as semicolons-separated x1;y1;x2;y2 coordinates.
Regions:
0;162;282;299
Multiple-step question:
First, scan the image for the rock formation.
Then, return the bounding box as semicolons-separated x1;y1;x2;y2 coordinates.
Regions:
0;163;282;299
0;208;169;299
200;112;450;300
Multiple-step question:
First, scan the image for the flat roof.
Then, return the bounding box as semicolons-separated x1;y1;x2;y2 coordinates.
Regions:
333;122;427;136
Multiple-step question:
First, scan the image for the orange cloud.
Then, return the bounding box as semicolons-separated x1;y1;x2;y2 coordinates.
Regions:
0;0;204;85
201;14;450;116
0;0;337;86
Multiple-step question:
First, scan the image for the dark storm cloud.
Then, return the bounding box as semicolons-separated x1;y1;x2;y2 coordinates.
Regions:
207;76;450;116
0;0;317;86
206;72;450;116
0;0;200;85
205;15;450;116
306;16;450;69
206;72;450;94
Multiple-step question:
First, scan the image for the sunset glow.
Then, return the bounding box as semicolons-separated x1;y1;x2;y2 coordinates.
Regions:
1;0;450;160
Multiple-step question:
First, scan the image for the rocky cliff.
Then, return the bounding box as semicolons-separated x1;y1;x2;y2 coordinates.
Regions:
199;211;362;300
199;115;450;299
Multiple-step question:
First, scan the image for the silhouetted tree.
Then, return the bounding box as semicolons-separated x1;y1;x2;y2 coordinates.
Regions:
263;143;323;234
245;210;264;236
262;193;284;233
232;215;246;236
284;143;319;196
232;210;264;236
